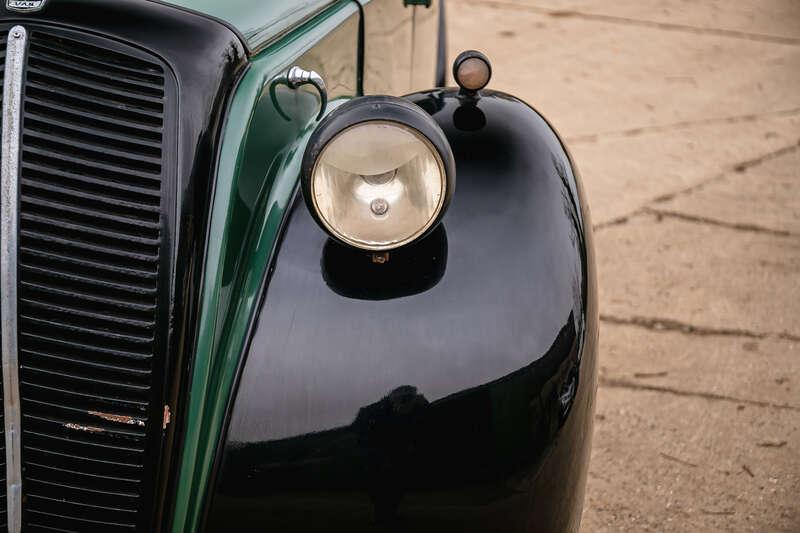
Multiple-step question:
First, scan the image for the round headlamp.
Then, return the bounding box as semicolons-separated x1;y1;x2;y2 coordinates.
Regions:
301;96;455;251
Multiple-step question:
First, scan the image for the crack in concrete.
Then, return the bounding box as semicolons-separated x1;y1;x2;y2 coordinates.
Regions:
564;108;800;144
599;376;800;412
464;0;800;45
593;140;800;231
700;509;736;516
643;207;796;238
652;140;800;204
593;215;632;230
600;313;800;342
659;452;698;468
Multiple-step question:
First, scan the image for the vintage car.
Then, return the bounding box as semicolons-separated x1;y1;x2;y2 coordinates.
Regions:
0;0;597;531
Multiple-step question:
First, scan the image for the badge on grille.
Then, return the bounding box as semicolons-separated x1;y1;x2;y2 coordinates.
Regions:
6;0;47;12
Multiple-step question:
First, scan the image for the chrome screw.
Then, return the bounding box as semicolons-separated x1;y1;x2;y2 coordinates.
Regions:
370;198;389;216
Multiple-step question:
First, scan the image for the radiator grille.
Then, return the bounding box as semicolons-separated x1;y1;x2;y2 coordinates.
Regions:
14;28;175;532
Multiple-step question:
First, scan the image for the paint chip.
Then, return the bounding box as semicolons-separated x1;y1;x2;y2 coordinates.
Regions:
64;423;104;433
88;411;146;427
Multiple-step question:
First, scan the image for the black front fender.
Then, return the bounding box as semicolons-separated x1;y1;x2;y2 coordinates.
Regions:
206;89;598;532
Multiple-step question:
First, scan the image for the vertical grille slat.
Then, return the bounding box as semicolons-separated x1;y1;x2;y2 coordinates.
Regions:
7;27;176;532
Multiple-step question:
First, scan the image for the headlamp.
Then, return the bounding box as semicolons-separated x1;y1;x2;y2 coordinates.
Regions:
301;96;455;251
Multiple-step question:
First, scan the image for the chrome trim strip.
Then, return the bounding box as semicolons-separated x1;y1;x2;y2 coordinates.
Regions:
1;24;26;533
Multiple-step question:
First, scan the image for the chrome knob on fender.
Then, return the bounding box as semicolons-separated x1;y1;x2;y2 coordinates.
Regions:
270;66;328;121
286;66;328;120
286;66;324;89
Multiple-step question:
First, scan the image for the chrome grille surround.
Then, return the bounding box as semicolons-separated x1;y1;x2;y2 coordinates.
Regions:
1;24;25;533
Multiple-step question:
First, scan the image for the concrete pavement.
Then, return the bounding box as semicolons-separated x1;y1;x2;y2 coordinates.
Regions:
448;1;799;530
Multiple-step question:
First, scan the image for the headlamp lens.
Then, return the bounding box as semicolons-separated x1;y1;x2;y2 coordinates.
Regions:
310;120;446;250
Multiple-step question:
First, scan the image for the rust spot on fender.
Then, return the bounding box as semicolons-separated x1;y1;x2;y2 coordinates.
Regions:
88;411;146;427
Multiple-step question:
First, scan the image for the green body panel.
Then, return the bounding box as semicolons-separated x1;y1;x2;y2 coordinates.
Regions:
157;0;338;53
170;2;359;530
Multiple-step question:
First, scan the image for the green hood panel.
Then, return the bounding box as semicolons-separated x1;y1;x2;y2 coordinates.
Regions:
169;1;359;529
155;0;337;53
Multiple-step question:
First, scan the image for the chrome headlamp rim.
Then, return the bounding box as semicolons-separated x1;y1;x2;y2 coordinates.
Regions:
301;95;456;252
